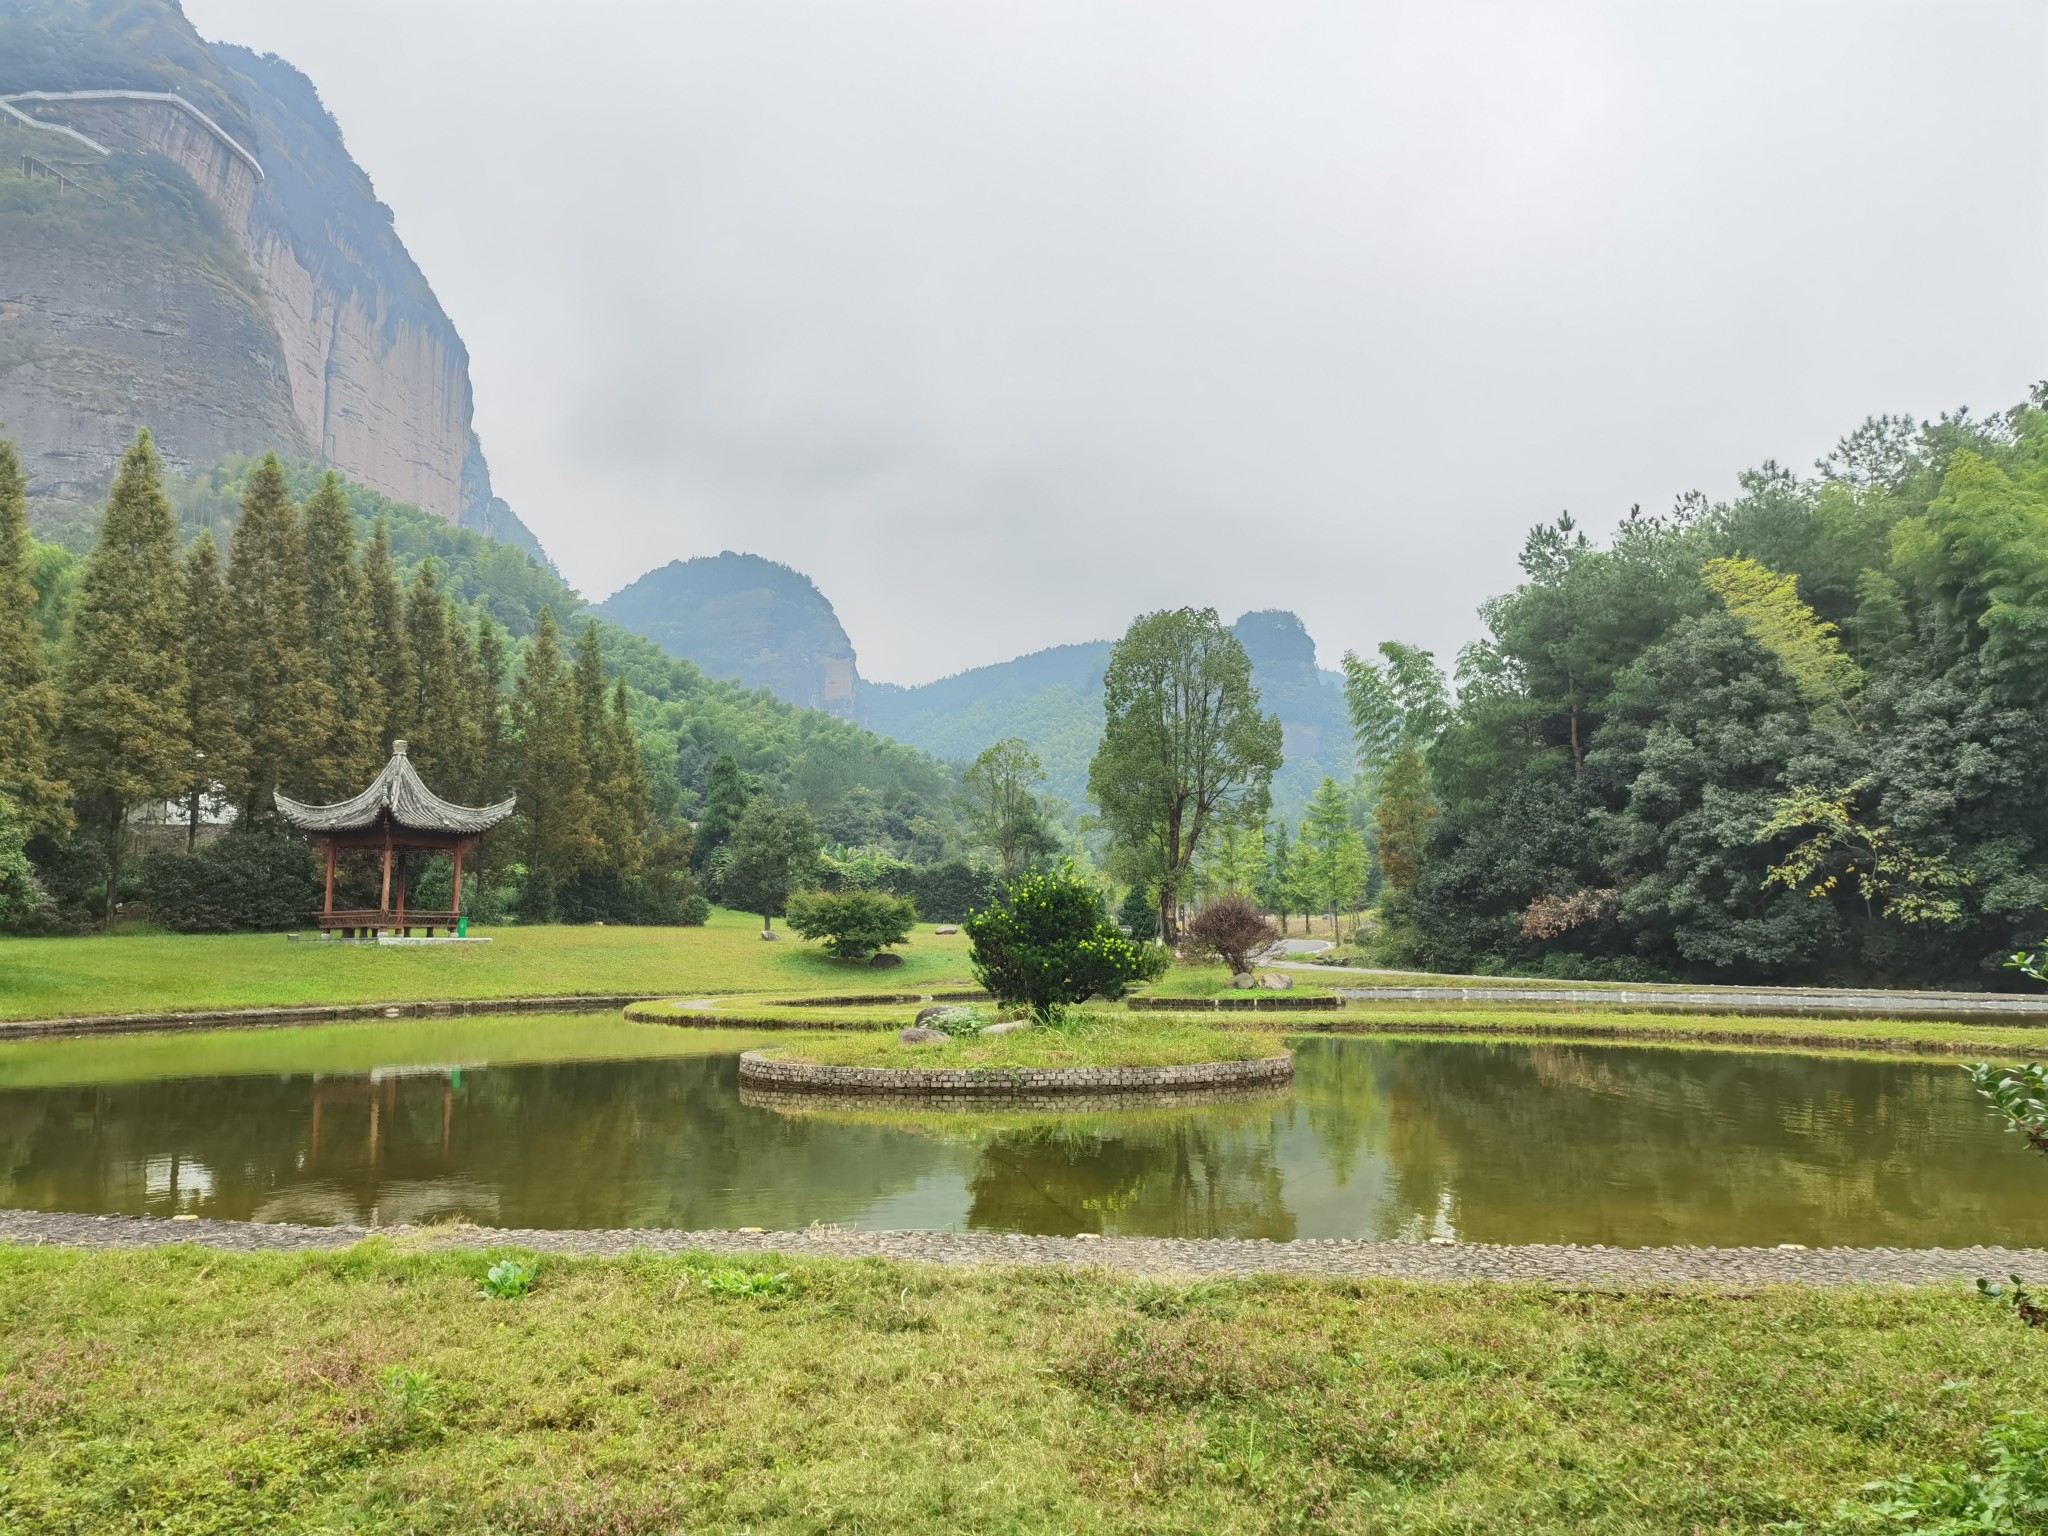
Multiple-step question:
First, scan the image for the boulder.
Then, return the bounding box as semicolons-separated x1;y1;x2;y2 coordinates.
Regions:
1229;972;1257;989
933;925;958;935
915;1005;980;1029
869;952;905;969
898;1027;949;1046
982;1019;1032;1037
1258;973;1294;991
759;930;780;942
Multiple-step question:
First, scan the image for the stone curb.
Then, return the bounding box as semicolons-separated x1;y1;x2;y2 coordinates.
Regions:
3;1209;2040;1287
0;994;661;1041
737;1050;1296;1096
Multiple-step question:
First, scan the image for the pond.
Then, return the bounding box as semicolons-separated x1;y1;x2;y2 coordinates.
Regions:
0;1017;2039;1247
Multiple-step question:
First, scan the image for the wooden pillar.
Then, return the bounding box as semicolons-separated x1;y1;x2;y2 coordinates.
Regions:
323;843;336;916
396;853;407;922
451;843;465;917
379;823;393;924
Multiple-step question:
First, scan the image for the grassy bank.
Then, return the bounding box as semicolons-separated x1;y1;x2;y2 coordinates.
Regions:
760;1016;1286;1070
0;909;974;1022
1;1243;2042;1533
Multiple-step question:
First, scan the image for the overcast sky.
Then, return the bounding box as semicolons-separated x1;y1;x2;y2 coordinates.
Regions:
184;1;2048;687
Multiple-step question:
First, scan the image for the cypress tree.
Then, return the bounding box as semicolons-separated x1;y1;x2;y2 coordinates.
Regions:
606;676;650;876
402;563;458;785
225;454;332;817
471;614;508;799
179;533;243;851
60;430;190;918
509;606;598;918
436;596;487;800
0;438;68;835
363;518;413;755
571;620;637;873
301;472;383;793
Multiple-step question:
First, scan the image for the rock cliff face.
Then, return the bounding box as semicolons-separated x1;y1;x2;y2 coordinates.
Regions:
597;553;863;718
0;2;546;561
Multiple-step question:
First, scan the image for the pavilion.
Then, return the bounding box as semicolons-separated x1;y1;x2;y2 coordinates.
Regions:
276;740;515;938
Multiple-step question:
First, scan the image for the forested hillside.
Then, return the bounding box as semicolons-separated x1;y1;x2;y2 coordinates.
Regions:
2;438;967;931
1382;389;2048;988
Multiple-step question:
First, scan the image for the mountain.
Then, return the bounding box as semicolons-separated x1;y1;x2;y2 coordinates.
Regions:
0;0;547;562
595;552;861;718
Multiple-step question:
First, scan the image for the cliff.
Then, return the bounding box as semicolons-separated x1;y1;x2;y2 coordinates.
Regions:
596;553;863;718
0;0;546;562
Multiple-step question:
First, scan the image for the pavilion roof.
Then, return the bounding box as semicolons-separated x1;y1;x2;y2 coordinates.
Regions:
274;741;515;837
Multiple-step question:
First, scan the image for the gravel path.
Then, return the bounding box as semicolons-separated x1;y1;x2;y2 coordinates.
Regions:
3;1209;2038;1287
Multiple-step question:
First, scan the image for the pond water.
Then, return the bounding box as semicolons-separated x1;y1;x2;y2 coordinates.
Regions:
0;1020;2040;1247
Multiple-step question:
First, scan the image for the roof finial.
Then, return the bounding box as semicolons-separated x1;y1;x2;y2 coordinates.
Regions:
392;739;409;757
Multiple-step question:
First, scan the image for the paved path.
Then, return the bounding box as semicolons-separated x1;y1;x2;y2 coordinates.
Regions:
1276;965;2048;1023
3;1210;2036;1288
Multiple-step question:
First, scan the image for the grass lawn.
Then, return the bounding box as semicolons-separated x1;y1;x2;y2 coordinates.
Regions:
1;1243;2042;1534
0;908;974;1022
1133;965;1333;999
759;1015;1287;1070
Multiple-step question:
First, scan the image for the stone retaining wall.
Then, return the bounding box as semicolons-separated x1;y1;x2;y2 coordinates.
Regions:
739;1080;1291;1114
0;994;657;1042
738;1050;1294;1097
1129;995;1342;1013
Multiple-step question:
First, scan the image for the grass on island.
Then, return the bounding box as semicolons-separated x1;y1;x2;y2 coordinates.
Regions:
1129;965;1332;1000
759;1014;1287;1070
2;1243;2044;1534
0;908;975;1023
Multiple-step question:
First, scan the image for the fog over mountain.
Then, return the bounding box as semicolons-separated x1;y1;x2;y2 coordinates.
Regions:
183;0;2048;685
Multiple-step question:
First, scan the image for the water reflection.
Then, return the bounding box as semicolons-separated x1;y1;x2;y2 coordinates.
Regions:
0;1032;2040;1247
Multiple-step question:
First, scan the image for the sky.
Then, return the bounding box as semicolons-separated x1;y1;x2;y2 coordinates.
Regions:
183;0;2048;687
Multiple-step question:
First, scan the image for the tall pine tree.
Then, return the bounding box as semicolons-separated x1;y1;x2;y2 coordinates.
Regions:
60;431;190;917
179;533;242;850
510;607;598;918
572;621;639;873
362;518;413;756
225;455;331;817
0;438;68;835
403;563;462;787
301;472;383;793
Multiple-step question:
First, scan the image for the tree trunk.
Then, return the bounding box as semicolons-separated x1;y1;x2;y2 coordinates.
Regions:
103;803;127;925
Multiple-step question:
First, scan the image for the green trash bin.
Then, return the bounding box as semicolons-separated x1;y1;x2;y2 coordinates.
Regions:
457;916;468;938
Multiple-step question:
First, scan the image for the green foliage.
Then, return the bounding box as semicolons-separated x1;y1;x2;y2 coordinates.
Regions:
1790;1413;2048;1534
1118;882;1159;939
1088;608;1282;945
479;1259;535;1300
0;795;52;934
696;1268;796;1299
0;439;67;836
1759;783;1972;926
723;799;821;927
1299;775;1371;922
1702;556;1865;726
963;863;1170;1020
785;887;918;960
134;832;322;934
508;608;600;918
960;736;1060;876
1399;395;2048;985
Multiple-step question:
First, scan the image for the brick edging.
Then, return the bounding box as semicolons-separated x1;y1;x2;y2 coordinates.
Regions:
738;1050;1295;1097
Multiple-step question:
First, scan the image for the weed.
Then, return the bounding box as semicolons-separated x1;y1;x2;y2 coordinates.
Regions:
697;1268;795;1299
376;1364;447;1447
480;1258;536;1299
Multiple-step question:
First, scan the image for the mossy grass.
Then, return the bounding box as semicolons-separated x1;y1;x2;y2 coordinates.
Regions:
0;907;974;1022
758;1014;1288;1070
0;1242;2042;1533
1131;964;1332;999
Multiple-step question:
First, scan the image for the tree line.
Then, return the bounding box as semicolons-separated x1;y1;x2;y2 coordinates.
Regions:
0;431;686;929
1349;389;2048;986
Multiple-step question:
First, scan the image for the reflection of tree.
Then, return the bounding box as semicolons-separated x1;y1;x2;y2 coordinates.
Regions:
1366;1041;2048;1248
964;1116;1296;1239
1284;1036;1386;1188
0;1058;970;1232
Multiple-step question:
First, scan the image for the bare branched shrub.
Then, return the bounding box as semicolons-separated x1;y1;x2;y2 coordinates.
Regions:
1186;894;1280;975
1519;888;1621;941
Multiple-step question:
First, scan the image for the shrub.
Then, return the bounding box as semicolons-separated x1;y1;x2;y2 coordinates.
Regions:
134;832;321;933
963;863;1169;1021
1186;893;1280;975
785;887;917;960
889;860;1001;925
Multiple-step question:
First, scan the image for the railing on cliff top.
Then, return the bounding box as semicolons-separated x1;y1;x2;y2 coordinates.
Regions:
0;89;263;181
